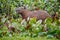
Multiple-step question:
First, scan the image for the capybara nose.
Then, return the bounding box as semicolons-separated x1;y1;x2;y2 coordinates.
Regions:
15;8;20;12
15;7;21;14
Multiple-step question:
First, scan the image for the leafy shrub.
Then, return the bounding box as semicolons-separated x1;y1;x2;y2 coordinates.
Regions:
0;0;60;40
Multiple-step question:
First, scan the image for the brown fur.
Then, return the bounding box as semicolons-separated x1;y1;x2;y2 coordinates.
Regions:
16;7;51;21
16;7;59;29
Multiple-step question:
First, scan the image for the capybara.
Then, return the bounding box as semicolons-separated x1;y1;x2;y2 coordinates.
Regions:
16;7;59;29
16;7;51;21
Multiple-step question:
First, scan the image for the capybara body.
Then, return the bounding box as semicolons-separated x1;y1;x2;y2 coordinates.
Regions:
16;7;51;21
16;7;59;30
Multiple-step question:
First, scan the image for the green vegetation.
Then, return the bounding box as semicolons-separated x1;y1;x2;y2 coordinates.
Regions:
0;17;60;40
0;0;60;40
0;36;57;40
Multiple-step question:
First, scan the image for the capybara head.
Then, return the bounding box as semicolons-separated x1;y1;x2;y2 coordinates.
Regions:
16;7;25;14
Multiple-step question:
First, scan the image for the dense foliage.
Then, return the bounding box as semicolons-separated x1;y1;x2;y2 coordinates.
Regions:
0;0;60;16
0;0;60;40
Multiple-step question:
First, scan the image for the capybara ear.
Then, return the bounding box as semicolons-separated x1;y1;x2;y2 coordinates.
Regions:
35;7;40;10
